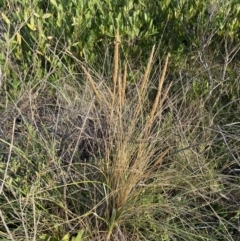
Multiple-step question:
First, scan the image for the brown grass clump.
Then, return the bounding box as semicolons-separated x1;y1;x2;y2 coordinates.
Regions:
74;31;172;240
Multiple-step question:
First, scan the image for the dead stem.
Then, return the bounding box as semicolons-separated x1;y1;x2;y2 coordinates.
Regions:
81;65;102;105
121;64;127;106
146;54;170;133
112;29;120;105
140;45;155;95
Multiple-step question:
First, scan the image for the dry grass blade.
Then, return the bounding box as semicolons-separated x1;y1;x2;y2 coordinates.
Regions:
0;210;15;240
0;117;15;195
81;65;102;105
140;44;155;95
158;81;172;118
121;64;127;106
159;81;172;107
144;148;169;176
132;45;156;124
112;29;120;100
127;47;156;128
146;54;170;131
118;72;122;109
115;175;139;209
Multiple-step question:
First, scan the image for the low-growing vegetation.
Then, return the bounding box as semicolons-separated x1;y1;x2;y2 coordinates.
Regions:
1;0;240;240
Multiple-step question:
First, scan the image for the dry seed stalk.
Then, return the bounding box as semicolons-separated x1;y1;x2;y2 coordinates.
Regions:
133;45;155;124
158;81;172;119
121;64;127;105
118;71;122;108
140;44;155;95
112;29;120;100
110;30;120;121
81;65;102;105
146;54;169;131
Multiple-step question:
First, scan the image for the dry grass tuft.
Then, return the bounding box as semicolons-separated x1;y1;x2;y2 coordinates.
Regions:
76;31;172;240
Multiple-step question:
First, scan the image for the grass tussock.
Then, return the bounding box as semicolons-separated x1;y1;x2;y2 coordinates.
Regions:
0;30;240;241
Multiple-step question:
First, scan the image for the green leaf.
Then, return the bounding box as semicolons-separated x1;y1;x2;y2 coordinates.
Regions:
72;229;84;241
33;12;40;18
61;234;70;241
27;23;36;31
1;13;10;25
27;16;36;31
16;32;22;45
39;234;58;241
50;0;57;7
43;13;52;19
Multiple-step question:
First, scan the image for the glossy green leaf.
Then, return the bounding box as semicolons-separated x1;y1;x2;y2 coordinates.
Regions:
43;13;52;19
1;13;10;25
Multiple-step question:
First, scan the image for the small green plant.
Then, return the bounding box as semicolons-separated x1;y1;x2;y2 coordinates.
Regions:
40;229;84;241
